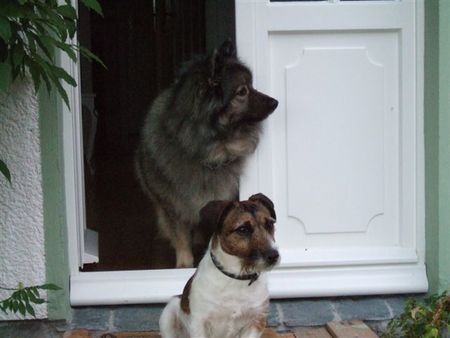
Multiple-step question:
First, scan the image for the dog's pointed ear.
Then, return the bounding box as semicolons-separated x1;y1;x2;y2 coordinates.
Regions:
218;39;236;59
249;193;276;220
209;40;236;82
198;200;234;238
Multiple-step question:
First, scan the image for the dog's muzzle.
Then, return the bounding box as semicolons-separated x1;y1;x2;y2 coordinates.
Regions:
263;248;280;266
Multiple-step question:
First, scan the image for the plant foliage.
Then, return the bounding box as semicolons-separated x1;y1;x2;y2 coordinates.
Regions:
0;0;104;107
383;292;450;338
0;283;61;317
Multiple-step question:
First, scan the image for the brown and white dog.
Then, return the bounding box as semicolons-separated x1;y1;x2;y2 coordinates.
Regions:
159;193;279;338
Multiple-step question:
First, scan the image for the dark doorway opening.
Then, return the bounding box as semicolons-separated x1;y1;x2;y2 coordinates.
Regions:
78;0;235;271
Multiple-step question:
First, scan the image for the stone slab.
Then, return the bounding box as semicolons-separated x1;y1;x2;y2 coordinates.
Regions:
112;306;163;332
71;307;112;331
334;298;391;321
279;299;336;326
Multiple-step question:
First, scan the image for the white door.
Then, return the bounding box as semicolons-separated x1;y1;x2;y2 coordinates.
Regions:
237;0;427;296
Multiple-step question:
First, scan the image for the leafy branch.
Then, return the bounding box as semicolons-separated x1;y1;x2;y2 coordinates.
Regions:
0;283;61;317
0;0;105;108
383;292;450;338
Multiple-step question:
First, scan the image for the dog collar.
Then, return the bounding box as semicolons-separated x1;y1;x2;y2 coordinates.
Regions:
210;251;259;286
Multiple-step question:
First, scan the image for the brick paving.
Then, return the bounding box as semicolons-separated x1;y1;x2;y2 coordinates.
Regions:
62;322;379;338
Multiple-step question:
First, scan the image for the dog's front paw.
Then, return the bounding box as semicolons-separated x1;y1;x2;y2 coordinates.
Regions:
176;250;194;268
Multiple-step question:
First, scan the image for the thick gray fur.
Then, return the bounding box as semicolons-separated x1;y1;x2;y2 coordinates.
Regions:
134;41;277;267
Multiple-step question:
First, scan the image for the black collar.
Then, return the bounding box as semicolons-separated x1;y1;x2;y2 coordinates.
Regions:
210;251;259;286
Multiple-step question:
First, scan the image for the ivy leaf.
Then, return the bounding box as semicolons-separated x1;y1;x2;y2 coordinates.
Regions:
0;159;12;183
80;0;103;16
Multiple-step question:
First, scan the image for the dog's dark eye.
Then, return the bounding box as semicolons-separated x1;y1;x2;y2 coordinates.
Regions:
265;220;275;232
236;86;248;97
235;224;253;236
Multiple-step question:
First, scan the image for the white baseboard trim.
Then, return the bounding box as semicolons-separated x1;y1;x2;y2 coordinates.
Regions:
70;263;428;306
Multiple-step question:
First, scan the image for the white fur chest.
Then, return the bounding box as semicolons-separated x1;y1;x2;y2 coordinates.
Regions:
186;257;270;338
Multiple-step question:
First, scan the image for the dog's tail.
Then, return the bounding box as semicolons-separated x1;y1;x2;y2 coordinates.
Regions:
159;297;187;338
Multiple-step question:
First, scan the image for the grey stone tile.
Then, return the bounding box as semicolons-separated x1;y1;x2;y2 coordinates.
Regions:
0;321;63;338
279;299;335;327
113;305;163;331
267;302;280;327
383;296;408;317
334;297;391;321
71;306;112;331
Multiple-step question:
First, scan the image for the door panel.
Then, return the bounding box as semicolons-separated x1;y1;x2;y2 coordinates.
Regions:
271;30;399;248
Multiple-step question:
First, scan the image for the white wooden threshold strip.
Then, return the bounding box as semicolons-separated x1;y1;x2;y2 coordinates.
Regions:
70;263;428;306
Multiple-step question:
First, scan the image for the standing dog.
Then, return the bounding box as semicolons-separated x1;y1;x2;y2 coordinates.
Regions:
135;41;278;268
159;193;279;338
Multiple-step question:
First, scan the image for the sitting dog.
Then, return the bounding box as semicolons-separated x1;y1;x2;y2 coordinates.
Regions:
159;193;279;338
134;40;278;268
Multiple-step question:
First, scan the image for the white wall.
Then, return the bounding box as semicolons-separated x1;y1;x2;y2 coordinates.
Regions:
0;80;47;320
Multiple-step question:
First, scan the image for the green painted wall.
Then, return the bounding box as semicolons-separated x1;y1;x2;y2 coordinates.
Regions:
425;0;450;294
39;88;71;321
425;0;440;294
437;0;450;293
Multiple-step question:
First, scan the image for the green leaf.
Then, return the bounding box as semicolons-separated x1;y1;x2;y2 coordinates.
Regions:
0;16;12;42
0;159;12;183
79;45;106;69
0;1;27;18
11;300;18;313
18;302;26;316
30;287;40;298
38;283;62;291
31;298;45;304
44;10;68;41
80;0;103;16
25;302;35;317
26;289;38;302
0;62;12;92
51;64;77;87
34;34;54;61
11;42;25;68
55;40;77;62
28;58;41;93
56;5;77;20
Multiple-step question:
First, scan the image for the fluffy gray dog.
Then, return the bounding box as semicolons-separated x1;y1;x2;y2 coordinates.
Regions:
135;41;278;268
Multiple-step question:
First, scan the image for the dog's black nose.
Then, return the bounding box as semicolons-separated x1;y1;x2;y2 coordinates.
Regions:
268;98;278;112
264;249;280;265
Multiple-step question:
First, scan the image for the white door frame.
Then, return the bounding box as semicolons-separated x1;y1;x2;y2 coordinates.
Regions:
64;0;427;306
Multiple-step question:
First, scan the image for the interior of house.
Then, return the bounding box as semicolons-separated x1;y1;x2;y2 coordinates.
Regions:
78;0;235;271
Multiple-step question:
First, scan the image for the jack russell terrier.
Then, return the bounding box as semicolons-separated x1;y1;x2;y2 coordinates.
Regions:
159;193;279;338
